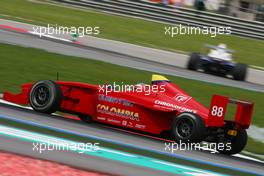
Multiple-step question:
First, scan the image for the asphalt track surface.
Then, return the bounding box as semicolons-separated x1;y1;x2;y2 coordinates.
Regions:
0;136;176;176
0;28;264;92
0;103;263;175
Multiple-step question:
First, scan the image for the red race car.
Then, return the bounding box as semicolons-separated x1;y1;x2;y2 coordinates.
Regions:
2;75;254;154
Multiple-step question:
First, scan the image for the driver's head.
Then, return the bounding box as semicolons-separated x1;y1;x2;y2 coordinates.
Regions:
218;43;226;50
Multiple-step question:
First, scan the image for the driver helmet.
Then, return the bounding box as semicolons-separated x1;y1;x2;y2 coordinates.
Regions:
218;43;227;50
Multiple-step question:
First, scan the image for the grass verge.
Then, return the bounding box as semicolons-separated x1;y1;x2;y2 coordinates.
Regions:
0;43;263;154
0;0;264;67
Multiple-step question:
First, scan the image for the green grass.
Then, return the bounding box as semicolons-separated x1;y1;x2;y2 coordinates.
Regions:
0;43;263;155
1;0;264;67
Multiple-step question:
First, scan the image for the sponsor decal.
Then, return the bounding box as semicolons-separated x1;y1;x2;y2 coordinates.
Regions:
154;100;197;113
107;118;121;124
96;116;106;121
127;121;134;128
96;104;140;121
98;95;133;107
135;124;146;129
174;94;192;103
122;120;128;126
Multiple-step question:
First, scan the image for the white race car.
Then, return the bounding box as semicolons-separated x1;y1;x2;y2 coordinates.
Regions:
187;44;248;81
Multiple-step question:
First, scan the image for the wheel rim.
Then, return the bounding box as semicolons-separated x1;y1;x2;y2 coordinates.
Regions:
176;118;194;139
32;85;51;107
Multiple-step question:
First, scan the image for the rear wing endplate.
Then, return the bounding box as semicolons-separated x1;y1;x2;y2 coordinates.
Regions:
207;95;254;129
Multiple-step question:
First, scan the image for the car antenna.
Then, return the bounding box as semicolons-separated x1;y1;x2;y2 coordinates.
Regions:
56;72;59;81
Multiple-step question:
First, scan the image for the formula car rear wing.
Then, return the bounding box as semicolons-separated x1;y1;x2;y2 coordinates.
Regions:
207;95;254;129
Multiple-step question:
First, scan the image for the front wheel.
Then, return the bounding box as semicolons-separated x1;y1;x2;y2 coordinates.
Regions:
171;112;205;143
29;80;62;114
233;63;248;81
187;53;201;70
218;129;248;155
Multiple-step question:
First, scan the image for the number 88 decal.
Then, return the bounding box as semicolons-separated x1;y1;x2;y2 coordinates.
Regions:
211;106;224;117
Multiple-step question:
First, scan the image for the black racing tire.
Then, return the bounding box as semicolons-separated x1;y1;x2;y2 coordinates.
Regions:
233;63;248;81
29;80;62;114
171;112;205;143
187;53;200;70
79;114;93;123
218;129;248;155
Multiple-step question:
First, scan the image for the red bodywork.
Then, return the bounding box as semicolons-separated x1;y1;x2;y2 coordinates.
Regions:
3;77;254;135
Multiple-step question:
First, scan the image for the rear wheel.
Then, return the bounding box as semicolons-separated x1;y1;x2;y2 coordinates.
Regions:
29;80;62;114
187;53;200;70
218;129;248;155
171;112;205;143
233;63;247;81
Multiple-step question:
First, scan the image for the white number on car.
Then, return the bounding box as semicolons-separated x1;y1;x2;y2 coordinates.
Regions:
211;106;224;117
